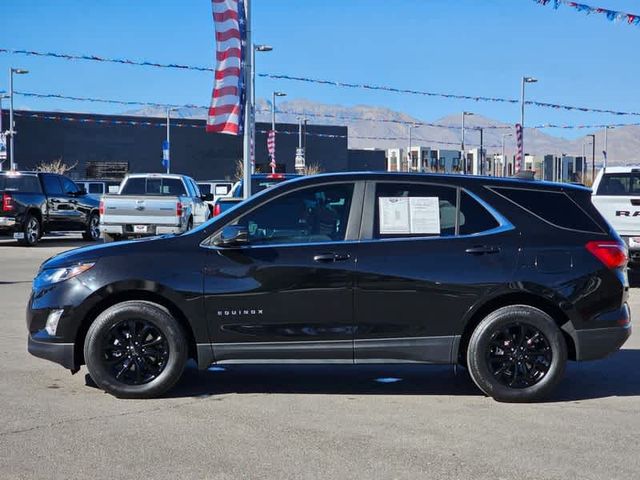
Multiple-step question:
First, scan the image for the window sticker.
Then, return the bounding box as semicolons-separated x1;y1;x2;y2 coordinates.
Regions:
379;197;441;235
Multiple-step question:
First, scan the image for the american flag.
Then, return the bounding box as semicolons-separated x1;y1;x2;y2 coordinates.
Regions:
515;123;523;173
206;0;246;135
267;130;276;172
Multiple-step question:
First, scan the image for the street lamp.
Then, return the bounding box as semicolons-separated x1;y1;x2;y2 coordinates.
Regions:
0;93;9;170
251;44;272;173
501;133;513;177
520;76;537;173
604;125;614;169
461;111;473;174
9;68;29;171
587;134;596;183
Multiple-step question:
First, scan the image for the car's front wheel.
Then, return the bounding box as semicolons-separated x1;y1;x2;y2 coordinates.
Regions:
84;301;188;398
466;305;567;403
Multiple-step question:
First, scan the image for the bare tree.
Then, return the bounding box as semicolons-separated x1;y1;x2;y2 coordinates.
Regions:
303;163;323;176
35;158;78;175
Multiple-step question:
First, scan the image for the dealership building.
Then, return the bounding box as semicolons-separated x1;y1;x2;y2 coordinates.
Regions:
0;110;386;181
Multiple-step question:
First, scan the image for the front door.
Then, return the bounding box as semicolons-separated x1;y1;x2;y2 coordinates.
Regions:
352;181;520;364
203;181;362;363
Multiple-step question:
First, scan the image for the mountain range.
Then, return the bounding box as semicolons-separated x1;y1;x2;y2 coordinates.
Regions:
128;99;640;165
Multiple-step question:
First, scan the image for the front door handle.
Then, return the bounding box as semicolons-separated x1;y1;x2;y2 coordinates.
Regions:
465;245;500;255
313;253;351;263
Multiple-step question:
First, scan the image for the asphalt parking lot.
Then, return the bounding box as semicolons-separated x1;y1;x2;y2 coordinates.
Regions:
0;235;638;480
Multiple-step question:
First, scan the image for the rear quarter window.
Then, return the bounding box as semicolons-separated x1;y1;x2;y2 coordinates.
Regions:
492;186;603;233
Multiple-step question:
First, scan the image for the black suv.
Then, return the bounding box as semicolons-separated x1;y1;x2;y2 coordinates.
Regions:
0;171;101;245
27;173;631;402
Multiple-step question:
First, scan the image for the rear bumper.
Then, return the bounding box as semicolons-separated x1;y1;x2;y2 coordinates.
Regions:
28;335;75;370
0;217;17;231
100;224;184;236
574;325;631;360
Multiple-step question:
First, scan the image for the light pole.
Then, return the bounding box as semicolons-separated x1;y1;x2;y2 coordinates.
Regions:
604;126;614;169
461;112;473;174
587;134;596;183
251;44;272;174
270;91;286;172
520;76;537;171
0;93;8;170
502;133;513;177
9;68;29;171
407;124;413;172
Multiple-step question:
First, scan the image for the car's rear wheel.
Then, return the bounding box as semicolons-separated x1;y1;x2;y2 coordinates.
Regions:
18;214;41;246
84;301;188;398
466;305;567;403
82;212;101;241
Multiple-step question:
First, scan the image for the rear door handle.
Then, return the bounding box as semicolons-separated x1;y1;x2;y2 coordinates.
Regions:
313;253;351;263
465;245;500;255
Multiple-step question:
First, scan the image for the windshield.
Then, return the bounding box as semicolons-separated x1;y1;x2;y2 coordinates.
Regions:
0;174;42;193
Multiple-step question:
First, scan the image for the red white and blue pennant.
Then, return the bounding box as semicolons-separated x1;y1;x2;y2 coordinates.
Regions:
534;1;640;26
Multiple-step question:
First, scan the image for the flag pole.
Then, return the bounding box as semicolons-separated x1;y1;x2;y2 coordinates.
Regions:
242;0;252;199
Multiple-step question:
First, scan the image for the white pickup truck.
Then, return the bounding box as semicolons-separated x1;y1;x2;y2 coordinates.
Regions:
99;173;211;241
592;166;640;268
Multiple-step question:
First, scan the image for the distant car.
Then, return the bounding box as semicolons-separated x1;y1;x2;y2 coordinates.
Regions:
211;173;302;216
196;180;234;211
592;166;640;273
0;171;101;246
28;172;630;401
76;180;120;199
99;173;211;241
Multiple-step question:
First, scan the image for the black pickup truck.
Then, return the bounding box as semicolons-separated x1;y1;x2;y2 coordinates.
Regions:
0;171;101;246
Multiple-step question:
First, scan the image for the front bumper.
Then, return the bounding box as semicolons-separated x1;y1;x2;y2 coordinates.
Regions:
28;334;75;370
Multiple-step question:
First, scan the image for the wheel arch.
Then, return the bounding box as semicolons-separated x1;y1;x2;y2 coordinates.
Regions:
456;291;577;364
74;289;198;368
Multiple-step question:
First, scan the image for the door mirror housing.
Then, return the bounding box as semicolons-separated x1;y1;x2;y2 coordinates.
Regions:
74;187;87;196
214;225;249;247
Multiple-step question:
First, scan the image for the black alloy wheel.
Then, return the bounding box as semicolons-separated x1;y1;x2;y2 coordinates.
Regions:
485;322;552;389
101;318;170;386
466;305;567;403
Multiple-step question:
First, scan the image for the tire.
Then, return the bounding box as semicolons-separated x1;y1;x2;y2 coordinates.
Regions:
17;214;41;246
83;300;188;399
186;217;193;231
82;212;101;241
466;305;567;403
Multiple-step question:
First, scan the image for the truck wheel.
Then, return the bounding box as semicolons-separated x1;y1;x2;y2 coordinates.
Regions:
84;301;188;399
466;305;567;403
186;217;193;231
82;213;101;241
18;214;41;246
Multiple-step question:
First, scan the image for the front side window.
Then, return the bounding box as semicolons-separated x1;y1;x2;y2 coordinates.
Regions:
231;183;354;246
42;175;63;195
61;177;79;195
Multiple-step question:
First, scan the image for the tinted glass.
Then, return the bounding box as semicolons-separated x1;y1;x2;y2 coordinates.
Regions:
374;183;458;238
233;183;354;245
88;183;103;194
198;183;211;195
0;174;42;193
121;177;187;196
42;175;63;195
493;187;602;232
596;173;640;196
121;177;146;195
188;179;201;197
61;177;79;195
163;178;187;195
459;191;500;235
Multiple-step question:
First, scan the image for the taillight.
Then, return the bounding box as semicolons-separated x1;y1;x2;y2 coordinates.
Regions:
2;193;14;212
176;202;183;217
586;241;628;269
267;173;284;179
213;203;221;216
98;200;105;216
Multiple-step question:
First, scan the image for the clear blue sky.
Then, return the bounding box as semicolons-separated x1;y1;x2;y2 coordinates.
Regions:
1;0;639;138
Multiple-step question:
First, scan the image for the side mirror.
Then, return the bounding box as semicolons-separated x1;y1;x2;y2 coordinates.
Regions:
75;187;87;196
214;225;248;247
201;193;214;202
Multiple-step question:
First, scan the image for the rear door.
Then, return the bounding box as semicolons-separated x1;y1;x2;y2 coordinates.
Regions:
60;176;87;229
352;181;519;364
41;174;71;229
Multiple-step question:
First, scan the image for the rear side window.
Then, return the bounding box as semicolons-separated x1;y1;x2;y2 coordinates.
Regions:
198;183;211;195
596;173;640;196
492;187;602;233
42;175;63;195
0;175;42;193
374;183;458;238
459;192;500;235
88;183;103;194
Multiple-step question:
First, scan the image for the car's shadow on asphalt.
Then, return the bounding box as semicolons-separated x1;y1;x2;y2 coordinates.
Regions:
137;349;640;402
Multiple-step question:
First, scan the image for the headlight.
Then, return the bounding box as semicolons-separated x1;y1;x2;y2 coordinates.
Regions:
33;263;95;289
